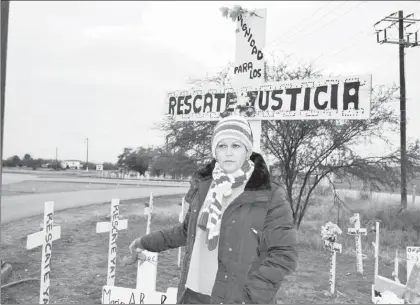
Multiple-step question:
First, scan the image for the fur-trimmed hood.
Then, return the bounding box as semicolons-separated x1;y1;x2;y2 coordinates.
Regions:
191;152;271;191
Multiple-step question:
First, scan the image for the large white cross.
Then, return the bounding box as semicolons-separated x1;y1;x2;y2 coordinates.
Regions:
96;198;128;287
166;8;372;168
26;201;61;304
347;213;367;274
230;9;267;154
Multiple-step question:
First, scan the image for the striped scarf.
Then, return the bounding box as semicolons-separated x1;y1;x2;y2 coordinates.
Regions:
197;159;254;251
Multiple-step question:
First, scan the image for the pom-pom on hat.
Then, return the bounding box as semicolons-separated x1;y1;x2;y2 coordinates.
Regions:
211;115;253;158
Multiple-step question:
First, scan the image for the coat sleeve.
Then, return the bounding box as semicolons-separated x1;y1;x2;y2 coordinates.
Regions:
139;206;190;252
243;187;298;304
139;182;197;253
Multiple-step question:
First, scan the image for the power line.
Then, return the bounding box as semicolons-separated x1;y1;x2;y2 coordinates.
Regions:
279;1;356;45
289;1;367;46
311;2;420;67
319;46;413;85
266;1;335;45
265;1;349;50
313;28;375;65
374;9;420;212
268;1;420;66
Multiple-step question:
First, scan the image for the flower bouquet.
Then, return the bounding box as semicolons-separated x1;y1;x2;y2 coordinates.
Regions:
321;222;343;244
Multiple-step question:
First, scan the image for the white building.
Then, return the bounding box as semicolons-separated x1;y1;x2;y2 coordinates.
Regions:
61;160;82;170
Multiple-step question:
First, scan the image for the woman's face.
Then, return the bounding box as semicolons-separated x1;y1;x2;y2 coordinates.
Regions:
215;138;249;174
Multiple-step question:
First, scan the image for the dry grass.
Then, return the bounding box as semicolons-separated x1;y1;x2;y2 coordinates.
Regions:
1;195;184;304
297;191;420;285
1;190;418;304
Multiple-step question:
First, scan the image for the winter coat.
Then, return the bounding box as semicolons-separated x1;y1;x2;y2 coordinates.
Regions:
140;152;298;304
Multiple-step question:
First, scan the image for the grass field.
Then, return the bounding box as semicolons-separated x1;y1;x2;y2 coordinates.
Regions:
332;176;420;195
2;189;418;304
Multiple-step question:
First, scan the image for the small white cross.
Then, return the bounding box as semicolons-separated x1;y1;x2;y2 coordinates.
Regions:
137;192;157;291
347;213;367;274
26;201;61;304
96;199;128;287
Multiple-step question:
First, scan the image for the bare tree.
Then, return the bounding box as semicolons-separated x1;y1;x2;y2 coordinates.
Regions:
261;60;419;228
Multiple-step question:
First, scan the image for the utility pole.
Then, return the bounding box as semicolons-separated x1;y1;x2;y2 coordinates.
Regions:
1;0;10;296
56;147;58;169
85;138;89;172
374;10;419;212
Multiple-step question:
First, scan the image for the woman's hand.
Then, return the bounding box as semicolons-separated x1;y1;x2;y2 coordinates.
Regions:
121;238;147;266
129;238;143;254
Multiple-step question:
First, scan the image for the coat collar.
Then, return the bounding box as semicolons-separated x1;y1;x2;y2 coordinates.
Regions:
192;152;271;192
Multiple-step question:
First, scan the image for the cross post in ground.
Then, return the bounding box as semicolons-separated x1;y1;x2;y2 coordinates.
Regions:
96;198;128;286
347;213;367;274
324;239;342;294
26;201;61;304
137;192;157;291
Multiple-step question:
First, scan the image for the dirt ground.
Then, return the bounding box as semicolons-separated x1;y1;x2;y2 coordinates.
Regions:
0;194;403;304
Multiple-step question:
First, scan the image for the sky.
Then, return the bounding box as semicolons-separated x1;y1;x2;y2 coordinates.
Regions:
3;1;420;164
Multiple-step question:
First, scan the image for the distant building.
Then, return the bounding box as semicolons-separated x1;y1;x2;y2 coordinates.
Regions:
61;160;82;170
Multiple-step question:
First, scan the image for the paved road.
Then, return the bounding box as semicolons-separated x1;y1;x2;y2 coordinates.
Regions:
1;186;189;224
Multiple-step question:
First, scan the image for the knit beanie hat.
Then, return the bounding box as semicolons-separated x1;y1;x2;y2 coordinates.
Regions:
211;115;254;158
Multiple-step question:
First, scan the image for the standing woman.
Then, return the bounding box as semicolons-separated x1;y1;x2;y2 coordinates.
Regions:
129;115;298;304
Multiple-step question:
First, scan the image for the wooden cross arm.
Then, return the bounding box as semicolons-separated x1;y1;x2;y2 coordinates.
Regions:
26;226;61;250
96;219;128;233
324;240;342;253
347;228;367;235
